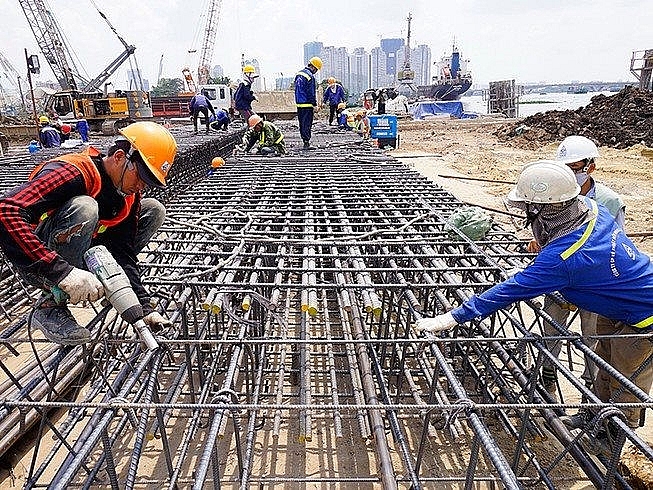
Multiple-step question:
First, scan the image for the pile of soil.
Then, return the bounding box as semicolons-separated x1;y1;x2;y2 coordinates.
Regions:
495;86;653;149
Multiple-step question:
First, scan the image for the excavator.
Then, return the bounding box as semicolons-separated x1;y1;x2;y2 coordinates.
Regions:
18;0;151;134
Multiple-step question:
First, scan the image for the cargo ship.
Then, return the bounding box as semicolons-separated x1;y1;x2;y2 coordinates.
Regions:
416;43;473;101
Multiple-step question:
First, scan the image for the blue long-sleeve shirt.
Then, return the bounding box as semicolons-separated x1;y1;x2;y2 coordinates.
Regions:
189;94;214;113
294;67;317;106
323;84;345;105
234;81;255;111
451;198;653;330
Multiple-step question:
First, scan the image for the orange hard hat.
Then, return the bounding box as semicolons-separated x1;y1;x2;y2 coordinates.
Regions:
211;157;225;168
248;114;264;128
119;121;178;187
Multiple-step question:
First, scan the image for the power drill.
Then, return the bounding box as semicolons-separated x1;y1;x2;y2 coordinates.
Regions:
83;245;159;351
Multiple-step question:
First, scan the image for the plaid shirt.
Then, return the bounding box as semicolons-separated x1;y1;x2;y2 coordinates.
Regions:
0;154;149;305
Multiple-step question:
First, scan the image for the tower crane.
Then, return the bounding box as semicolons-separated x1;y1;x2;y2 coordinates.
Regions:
196;0;223;85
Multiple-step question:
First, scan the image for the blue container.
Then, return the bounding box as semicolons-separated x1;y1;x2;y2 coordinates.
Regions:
368;114;398;138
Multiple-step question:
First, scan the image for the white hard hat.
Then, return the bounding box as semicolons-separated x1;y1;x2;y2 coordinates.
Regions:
555;136;599;164
508;160;580;204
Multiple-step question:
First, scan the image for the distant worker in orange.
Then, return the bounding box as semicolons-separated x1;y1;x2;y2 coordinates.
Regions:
322;77;346;125
294;56;322;149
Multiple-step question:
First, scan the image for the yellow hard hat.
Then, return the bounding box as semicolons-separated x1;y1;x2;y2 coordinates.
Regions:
248;114;264;128
337;102;346;110
327;77;336;84
119;121;178;187
211;157;225;168
243;64;256;74
39;115;50;124
309;57;323;70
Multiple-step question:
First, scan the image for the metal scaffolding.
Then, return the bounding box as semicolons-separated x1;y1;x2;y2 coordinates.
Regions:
0;123;651;488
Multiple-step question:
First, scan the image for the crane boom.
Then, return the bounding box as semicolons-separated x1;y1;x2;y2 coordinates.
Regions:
17;0;87;90
197;0;222;85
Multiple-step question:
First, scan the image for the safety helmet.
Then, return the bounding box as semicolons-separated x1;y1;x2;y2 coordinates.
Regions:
555;136;599;164
507;160;580;204
211;157;225;168
243;64;256;74
327;77;336;84
39;115;50;124
248;114;264;128
337;102;346;110
309;56;323;70
119;121;178;188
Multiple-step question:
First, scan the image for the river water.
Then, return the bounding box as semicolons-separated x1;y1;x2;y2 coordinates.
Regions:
460;91;616;118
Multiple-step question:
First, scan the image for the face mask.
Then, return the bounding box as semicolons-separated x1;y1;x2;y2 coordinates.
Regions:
575;172;589;186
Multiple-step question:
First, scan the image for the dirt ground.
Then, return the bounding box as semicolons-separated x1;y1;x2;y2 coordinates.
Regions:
391;116;653;486
391;118;653;256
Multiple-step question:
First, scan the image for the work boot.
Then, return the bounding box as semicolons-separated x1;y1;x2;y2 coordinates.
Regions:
31;297;91;345
560;409;592;430
541;366;557;396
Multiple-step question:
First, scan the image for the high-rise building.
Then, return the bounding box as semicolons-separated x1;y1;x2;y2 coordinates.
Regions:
348;47;370;95
275;76;294;90
304;42;324;65
380;38;404;78
321;46;349;86
411;45;431;85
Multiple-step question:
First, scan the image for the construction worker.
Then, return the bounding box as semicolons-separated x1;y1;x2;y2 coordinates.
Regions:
189;91;215;134
38;115;61;148
0;122;177;345
322;77;345;125
234;64;258;122
354;110;370;139
415;160;653;455
294;56;322;149
336;103;353;131
75;112;89;143
209;108;230;131
241;114;286;156
535;136;626;421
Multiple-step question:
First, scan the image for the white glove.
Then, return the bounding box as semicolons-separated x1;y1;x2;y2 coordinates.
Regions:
414;312;457;333
143;311;172;328
58;267;104;304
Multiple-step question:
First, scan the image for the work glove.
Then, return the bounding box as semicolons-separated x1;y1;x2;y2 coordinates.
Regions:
58;267;104;304
526;239;541;253
414;312;457;334
143;311;172;329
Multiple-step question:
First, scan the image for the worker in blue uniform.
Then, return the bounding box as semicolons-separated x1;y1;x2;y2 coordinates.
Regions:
38;115;61;148
234;64;258;122
294;56;322;150
209;109;230;131
322;77;345;125
189;92;215;135
416;160;653;455
536;136;625;405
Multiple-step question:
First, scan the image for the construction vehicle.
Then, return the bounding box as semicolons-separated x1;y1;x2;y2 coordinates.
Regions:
18;0;151;133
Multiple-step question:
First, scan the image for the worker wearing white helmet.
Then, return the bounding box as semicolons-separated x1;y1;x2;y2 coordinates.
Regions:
532;135;626;426
416;160;653;455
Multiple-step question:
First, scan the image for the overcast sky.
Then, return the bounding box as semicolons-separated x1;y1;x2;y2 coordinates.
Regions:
1;0;650;91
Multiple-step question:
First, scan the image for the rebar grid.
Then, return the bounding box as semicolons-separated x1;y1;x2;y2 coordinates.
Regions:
1;125;652;489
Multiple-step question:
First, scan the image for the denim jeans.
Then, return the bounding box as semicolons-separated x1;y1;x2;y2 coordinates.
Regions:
33;195;165;276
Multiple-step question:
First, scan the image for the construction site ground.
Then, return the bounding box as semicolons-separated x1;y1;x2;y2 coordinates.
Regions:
0;118;652;488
